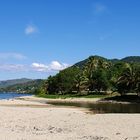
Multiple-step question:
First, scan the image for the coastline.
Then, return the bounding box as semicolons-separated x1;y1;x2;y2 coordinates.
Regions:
16;95;101;104
16;95;139;105
0;96;139;140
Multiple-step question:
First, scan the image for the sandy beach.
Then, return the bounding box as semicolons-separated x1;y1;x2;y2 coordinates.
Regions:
0;96;139;140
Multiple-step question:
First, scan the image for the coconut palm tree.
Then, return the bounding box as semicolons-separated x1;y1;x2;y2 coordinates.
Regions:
134;65;140;96
74;73;88;94
116;64;137;95
83;56;110;93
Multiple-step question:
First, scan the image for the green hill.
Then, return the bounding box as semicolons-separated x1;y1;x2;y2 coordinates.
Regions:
74;56;140;68
44;55;140;95
0;78;33;88
121;56;140;63
0;55;139;94
74;55;110;68
0;79;45;93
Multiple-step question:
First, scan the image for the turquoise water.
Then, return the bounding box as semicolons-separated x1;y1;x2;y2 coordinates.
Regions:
0;92;32;100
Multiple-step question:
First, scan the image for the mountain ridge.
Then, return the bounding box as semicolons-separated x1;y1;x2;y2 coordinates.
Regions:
0;78;33;88
0;55;139;93
74;56;140;68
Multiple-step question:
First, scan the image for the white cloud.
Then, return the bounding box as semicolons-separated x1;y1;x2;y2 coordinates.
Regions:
50;61;69;71
0;61;69;73
25;25;38;35
31;61;69;72
31;63;48;72
0;53;26;60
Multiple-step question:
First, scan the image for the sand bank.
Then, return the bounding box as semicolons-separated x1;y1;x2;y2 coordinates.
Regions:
0;96;139;140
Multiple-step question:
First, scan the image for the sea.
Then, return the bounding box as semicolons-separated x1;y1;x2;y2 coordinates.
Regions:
0;92;32;100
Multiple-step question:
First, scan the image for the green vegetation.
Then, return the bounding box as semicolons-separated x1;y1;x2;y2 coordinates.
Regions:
36;94;109;99
0;79;45;94
121;56;140;63
0;78;32;88
1;55;140;99
37;55;140;98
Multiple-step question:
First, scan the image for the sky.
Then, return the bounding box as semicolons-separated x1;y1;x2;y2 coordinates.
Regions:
0;0;140;80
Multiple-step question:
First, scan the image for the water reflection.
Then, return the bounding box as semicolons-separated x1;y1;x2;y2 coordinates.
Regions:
48;102;140;113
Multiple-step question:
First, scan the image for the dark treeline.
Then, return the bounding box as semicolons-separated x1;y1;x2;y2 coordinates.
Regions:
39;56;140;96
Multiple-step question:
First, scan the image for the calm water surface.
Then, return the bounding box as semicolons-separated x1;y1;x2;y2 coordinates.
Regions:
0;93;140;113
0;92;32;100
48;101;140;113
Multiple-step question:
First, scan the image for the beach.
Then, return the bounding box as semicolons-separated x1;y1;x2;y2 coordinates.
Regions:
0;96;139;140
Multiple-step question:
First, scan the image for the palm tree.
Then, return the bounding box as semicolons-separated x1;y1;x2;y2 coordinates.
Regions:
83;57;98;92
74;74;87;94
116;64;137;95
134;65;140;96
83;56;110;93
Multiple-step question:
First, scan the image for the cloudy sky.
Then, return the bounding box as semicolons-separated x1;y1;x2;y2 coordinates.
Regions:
0;0;140;80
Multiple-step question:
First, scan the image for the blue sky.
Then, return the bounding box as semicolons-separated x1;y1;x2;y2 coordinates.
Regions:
0;0;140;80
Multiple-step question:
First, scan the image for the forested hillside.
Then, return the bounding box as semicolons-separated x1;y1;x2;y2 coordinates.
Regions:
1;56;140;95
74;56;140;68
0;78;32;88
121;56;140;63
43;55;140;96
0;79;44;93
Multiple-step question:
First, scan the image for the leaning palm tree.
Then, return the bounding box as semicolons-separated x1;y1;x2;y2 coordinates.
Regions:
134;65;140;96
116;63;137;95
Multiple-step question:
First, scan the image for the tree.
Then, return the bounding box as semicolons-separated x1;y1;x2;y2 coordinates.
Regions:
44;56;140;96
83;56;111;93
116;63;140;95
134;64;140;96
74;73;88;93
90;69;109;93
46;67;81;94
110;62;131;93
46;76;59;94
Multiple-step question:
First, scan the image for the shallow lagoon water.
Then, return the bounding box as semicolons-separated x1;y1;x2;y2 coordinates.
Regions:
0;92;140;113
48;101;140;113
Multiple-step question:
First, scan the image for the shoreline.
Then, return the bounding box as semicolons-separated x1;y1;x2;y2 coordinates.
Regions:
16;95;140;105
0;96;139;140
17;95;101;103
0;95;139;111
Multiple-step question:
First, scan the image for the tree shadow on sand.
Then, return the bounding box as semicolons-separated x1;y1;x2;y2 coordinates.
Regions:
102;95;140;103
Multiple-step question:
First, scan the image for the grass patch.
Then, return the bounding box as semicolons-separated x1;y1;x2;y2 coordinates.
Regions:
36;94;111;99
